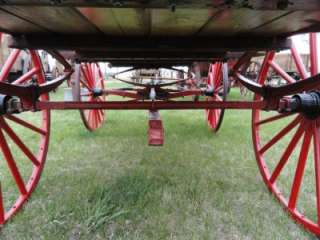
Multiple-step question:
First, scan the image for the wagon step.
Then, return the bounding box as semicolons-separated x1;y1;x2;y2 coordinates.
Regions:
148;111;164;146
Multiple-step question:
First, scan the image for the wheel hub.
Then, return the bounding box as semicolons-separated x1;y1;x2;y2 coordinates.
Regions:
0;94;22;115
289;91;320;119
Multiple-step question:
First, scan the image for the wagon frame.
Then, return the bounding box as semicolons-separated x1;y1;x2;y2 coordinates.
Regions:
0;0;320;237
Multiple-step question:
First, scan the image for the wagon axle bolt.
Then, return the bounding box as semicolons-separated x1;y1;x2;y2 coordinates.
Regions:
92;88;103;98
49;0;63;4
288;91;320;119
111;0;123;7
0;94;22;115
277;0;293;10
168;0;176;12
204;88;214;97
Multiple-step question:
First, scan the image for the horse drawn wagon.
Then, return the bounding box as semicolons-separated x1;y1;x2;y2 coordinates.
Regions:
0;0;320;237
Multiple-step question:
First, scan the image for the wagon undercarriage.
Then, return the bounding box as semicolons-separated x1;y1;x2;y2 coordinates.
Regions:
1;0;320;238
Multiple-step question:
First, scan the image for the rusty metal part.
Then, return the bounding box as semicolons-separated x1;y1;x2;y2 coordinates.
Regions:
236;72;320;99
0;71;72;102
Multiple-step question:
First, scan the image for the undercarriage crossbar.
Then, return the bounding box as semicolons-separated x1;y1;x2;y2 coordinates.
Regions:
35;100;267;111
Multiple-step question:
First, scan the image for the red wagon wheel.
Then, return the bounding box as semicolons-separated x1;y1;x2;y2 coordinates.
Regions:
0;49;50;224
75;63;106;131
205;62;228;132
252;33;320;235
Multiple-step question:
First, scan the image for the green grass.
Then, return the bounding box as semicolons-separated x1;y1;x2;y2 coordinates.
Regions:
0;87;316;239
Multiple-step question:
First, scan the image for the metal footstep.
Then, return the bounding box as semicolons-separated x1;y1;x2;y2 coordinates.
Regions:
148;111;164;146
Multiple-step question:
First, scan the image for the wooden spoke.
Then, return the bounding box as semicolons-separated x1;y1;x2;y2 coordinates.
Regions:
12;67;40;85
0;183;4;224
268;60;295;84
0;128;27;195
313;123;320;224
0;118;40;166
291;45;308;80
80;79;92;91
5;115;47;135
255;113;293;126
259;115;302;154
0;49;21;82
310;33;318;76
269;120;306;184
288;125;313;210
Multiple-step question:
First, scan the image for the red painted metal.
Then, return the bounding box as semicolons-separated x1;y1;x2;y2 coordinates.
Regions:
0;50;50;225
231;52;256;74
237;69;320;99
36;100;267;111
252;34;320;236
148;120;164;146
148;111;164;146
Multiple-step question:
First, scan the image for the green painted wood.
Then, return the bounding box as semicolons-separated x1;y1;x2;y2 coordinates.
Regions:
252;11;320;35
0;5;319;37
0;8;46;34
150;9;213;36
0;6;99;34
78;8;150;36
199;9;288;36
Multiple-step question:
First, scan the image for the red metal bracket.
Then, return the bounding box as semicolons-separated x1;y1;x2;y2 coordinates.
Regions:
148;111;164;146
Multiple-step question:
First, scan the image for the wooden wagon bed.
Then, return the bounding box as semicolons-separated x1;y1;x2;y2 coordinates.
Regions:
0;1;319;64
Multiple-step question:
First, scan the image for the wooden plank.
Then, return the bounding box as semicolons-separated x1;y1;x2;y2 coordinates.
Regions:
150;9;214;36
0;0;210;8
252;11;320;35
77;8;123;35
0;6;99;34
199;9;288;36
78;8;150;36
251;0;320;10
2;0;320;10
0;4;318;38
0;8;46;34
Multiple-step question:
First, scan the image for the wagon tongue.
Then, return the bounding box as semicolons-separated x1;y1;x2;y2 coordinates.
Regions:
148;110;164;146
